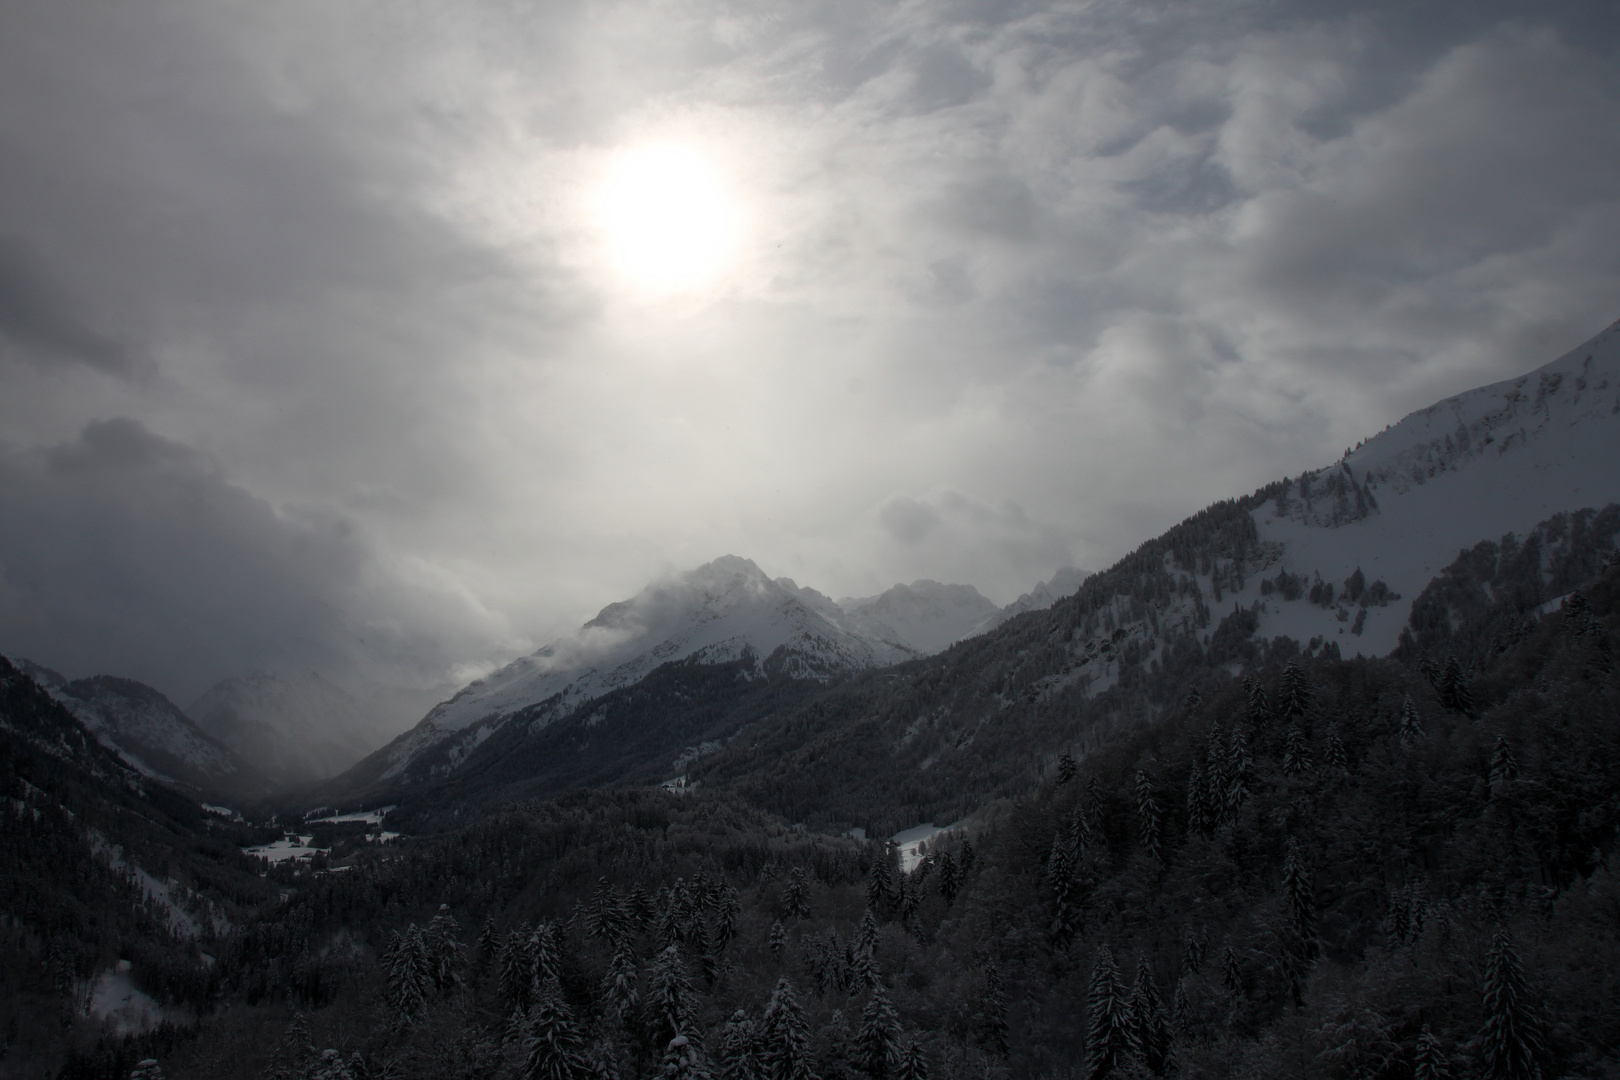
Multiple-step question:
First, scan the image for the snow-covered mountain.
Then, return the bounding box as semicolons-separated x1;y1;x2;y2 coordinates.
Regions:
349;555;921;787
1241;316;1620;655
832;581;1003;654
8;659;264;798
1035;316;1620;703
189;671;400;788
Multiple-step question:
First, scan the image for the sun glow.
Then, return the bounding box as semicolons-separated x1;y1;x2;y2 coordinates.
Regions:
596;142;742;296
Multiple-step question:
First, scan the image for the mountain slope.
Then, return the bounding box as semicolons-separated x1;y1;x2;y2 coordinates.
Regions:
336;319;1620;830
336;555;917;793
0;656;274;1074
9;659;268;801
680;317;1620;836
1242;315;1620;655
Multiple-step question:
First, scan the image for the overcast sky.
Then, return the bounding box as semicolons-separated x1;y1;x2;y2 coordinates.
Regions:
1;0;1617;707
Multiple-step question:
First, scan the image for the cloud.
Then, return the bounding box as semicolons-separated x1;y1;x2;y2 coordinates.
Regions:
0;418;483;704
0;237;150;376
0;0;1617;702
871;490;1075;603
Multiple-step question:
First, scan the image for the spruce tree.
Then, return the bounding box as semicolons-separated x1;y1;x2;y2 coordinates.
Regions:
1180;927;1204;975
1414;1024;1449;1080
586;878;627;945
717;887;742;948
1283;721;1311;776
1057;752;1077;785
759;977;815;1080
602;940;639;1020
867;853;895;919
648;944;695;1053
936;851;959;905
897;876;919;934
521;985;591;1080
1223;727;1252;819
1220;945;1242;998
1282;840;1317;960
1245;679;1271;727
1048;823;1079;946
425;904;464;992
657;1035;715;1080
1086;945;1132;1080
1324;725;1349;776
1489;736;1520;789
852;910;880;991
501;929;534;1014
1170;978;1191;1036
783;867;812;921
386;924;432;1024
719;1010;762;1080
980;964;1009;1056
1398;695;1425;750
309;1050;352;1080
477;917;498;964
769;920;787;961
530;921;564;994
856;983;902;1078
1127;955;1169;1076
658;888;685;951
894;1036;928;1080
1185;761;1211;836
1480;927;1544;1080
1439;656;1473;716
1135;770;1162;862
1280;662;1312;720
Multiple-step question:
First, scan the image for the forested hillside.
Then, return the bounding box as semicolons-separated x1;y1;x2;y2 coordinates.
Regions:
0;659;275;1078
41;548;1620;1080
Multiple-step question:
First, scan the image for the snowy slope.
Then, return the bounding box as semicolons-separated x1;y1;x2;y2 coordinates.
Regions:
361;556;919;783
832;581;1003;654
9;659;261;797
995;318;1620;711
1238;316;1620;656
190;671;398;788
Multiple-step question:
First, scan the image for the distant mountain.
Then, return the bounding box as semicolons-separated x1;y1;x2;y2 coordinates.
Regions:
7;659;267;800
190;671;399;788
832;580;1003;654
335;555;920;793
1002;566;1092;617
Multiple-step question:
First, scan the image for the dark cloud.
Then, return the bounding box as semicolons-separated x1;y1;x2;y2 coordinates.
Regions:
0;237;150;376
0;419;370;701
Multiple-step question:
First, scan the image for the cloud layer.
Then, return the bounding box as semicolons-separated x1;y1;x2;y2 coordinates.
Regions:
1;0;1617;711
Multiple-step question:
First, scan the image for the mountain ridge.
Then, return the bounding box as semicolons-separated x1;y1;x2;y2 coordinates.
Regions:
7;658;269;801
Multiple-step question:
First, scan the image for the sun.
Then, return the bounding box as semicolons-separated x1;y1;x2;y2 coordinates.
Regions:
595;142;742;296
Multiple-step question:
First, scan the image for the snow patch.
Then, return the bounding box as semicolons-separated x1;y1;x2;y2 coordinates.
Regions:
87;963;188;1035
892;822;957;872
